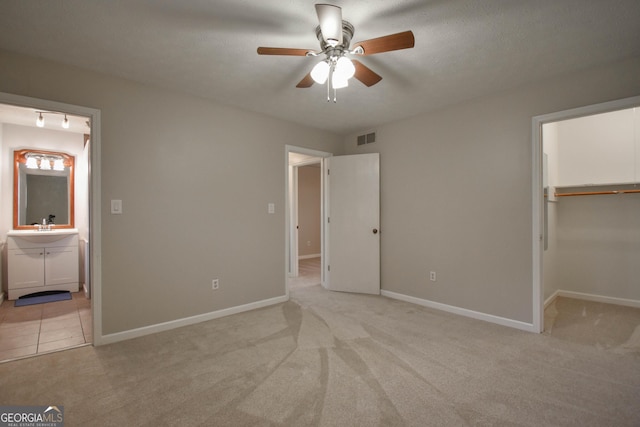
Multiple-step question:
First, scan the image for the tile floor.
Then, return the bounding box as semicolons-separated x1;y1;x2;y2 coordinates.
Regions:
0;292;91;362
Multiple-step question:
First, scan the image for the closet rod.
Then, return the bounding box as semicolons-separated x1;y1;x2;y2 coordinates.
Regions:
555;189;640;197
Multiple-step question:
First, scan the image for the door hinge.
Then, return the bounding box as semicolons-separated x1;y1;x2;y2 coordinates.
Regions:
327;217;330;223
328;265;330;271
327;169;330;175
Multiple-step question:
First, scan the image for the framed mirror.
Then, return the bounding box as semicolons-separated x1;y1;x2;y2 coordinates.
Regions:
13;149;75;229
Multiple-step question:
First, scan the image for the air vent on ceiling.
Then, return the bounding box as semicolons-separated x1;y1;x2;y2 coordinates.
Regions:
357;132;376;146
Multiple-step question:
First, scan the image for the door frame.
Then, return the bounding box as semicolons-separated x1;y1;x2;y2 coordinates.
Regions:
0;91;103;345
531;95;640;333
285;145;332;295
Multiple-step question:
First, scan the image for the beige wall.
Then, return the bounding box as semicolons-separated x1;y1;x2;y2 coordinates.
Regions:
297;165;321;257
555;194;640;300
344;57;640;324
0;49;343;335
2;47;639;335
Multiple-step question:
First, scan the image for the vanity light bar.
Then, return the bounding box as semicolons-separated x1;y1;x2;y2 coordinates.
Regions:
24;153;67;170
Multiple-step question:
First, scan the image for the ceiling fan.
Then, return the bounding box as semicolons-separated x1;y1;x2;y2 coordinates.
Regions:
257;4;415;101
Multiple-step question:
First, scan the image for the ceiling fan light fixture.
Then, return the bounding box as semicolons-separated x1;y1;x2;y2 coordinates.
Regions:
335;56;355;80
311;60;330;84
332;73;349;89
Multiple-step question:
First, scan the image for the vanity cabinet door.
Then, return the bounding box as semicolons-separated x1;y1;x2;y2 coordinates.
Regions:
8;248;45;290
45;246;79;286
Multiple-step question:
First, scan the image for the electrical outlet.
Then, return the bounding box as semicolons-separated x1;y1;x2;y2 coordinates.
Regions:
430;271;437;282
212;278;219;290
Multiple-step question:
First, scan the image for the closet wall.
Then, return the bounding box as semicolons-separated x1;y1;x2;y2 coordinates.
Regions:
544;108;640;303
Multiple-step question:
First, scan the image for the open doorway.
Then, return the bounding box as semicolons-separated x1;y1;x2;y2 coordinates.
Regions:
0;93;101;360
532;95;640;337
285;146;331;294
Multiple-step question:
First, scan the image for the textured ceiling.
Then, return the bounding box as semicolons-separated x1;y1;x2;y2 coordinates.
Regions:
1;0;639;136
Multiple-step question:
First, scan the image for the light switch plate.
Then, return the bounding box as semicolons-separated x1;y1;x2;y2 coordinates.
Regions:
268;203;275;214
111;199;123;214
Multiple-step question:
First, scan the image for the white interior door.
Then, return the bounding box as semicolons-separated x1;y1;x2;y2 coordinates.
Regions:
325;153;380;294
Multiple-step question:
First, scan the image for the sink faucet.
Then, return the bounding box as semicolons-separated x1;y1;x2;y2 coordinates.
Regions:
39;218;51;231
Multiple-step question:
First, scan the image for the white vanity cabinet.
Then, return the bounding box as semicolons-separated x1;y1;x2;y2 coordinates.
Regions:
7;233;79;300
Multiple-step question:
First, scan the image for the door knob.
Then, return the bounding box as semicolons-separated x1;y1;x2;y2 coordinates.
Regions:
373;228;378;234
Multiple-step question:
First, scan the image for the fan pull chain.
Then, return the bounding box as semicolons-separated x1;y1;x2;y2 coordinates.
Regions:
326;78;330;102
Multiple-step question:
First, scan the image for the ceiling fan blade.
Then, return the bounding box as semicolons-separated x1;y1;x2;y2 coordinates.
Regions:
352;31;415;55
352;60;382;87
296;73;315;88
315;4;343;46
257;47;313;56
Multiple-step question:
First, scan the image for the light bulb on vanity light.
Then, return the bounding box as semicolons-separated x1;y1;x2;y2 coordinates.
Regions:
40;158;52;170
53;158;65;171
26;157;39;169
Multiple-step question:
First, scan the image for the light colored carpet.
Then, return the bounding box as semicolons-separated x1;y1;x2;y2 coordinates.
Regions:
544;296;640;352
288;257;322;289
0;285;638;426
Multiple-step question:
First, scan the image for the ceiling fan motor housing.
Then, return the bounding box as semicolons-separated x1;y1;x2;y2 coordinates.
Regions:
316;21;354;53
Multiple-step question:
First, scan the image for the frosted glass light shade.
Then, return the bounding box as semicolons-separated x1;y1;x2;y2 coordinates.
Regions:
53;159;65;171
26;157;39;169
62;115;70;129
36;113;45;127
40;158;52;170
332;73;349;89
335;56;355;80
311;61;330;84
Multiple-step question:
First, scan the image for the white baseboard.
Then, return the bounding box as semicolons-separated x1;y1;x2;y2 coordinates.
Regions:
544;290;560;308
381;290;536;333
548;290;640;309
100;294;288;345
298;253;320;260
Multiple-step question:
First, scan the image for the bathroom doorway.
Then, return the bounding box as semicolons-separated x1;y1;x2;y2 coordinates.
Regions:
0;93;101;361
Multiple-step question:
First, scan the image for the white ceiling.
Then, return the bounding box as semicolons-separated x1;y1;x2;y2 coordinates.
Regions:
0;0;639;136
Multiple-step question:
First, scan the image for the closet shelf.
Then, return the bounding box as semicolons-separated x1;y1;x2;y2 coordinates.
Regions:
553;183;640;198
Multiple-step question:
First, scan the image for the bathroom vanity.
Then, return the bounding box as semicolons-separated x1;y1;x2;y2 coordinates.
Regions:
6;229;79;300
